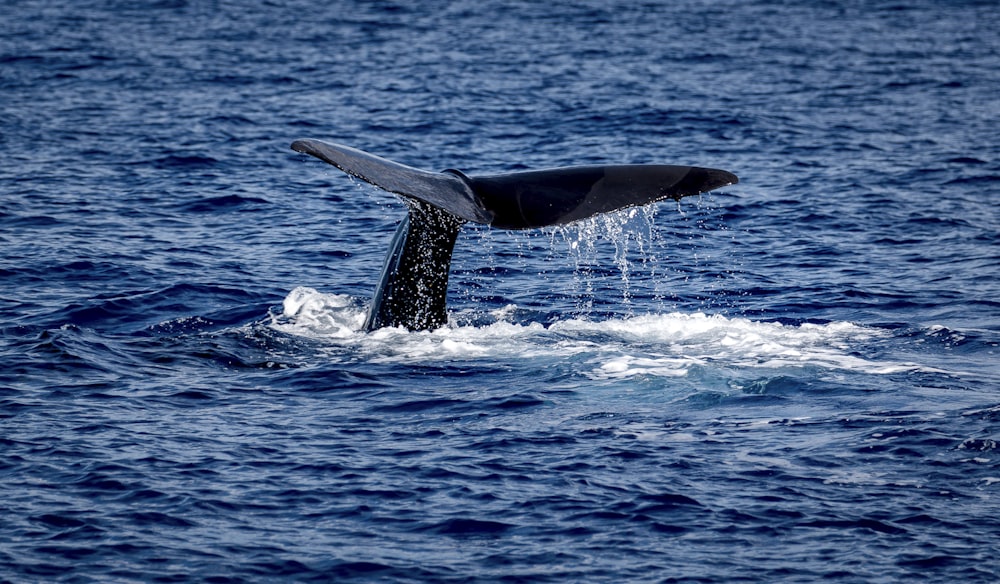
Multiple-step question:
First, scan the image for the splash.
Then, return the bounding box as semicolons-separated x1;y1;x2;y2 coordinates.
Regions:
280;286;365;338
552;206;658;309
270;287;939;378
542;196;738;314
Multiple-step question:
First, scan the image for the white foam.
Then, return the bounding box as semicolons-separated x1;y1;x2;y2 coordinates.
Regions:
278;286;365;339
270;287;939;377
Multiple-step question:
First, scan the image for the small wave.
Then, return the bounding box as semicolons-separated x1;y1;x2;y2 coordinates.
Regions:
424;517;513;536
176;194;270;213
43;283;261;332
147;154;219;169
270;287;939;378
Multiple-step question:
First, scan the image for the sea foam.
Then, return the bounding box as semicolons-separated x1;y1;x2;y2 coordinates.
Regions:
271;287;936;378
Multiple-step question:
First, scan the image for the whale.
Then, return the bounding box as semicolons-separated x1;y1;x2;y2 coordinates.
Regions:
291;139;738;332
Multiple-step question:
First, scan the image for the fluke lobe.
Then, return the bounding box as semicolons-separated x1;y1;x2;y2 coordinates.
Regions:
290;139;737;332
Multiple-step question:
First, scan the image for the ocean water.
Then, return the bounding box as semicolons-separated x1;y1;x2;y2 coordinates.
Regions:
2;0;999;581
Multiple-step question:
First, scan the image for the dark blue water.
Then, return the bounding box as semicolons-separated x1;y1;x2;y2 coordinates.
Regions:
3;0;999;581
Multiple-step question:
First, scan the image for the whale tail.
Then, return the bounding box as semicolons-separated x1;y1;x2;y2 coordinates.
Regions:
290;139;738;331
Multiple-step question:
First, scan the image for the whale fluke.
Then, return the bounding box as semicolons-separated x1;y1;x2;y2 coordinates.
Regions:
291;139;491;224
291;139;737;331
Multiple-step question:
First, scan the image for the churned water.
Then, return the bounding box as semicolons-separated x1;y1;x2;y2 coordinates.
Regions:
2;0;999;581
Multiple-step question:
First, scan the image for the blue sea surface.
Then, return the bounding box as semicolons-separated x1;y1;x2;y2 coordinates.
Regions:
2;0;999;581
